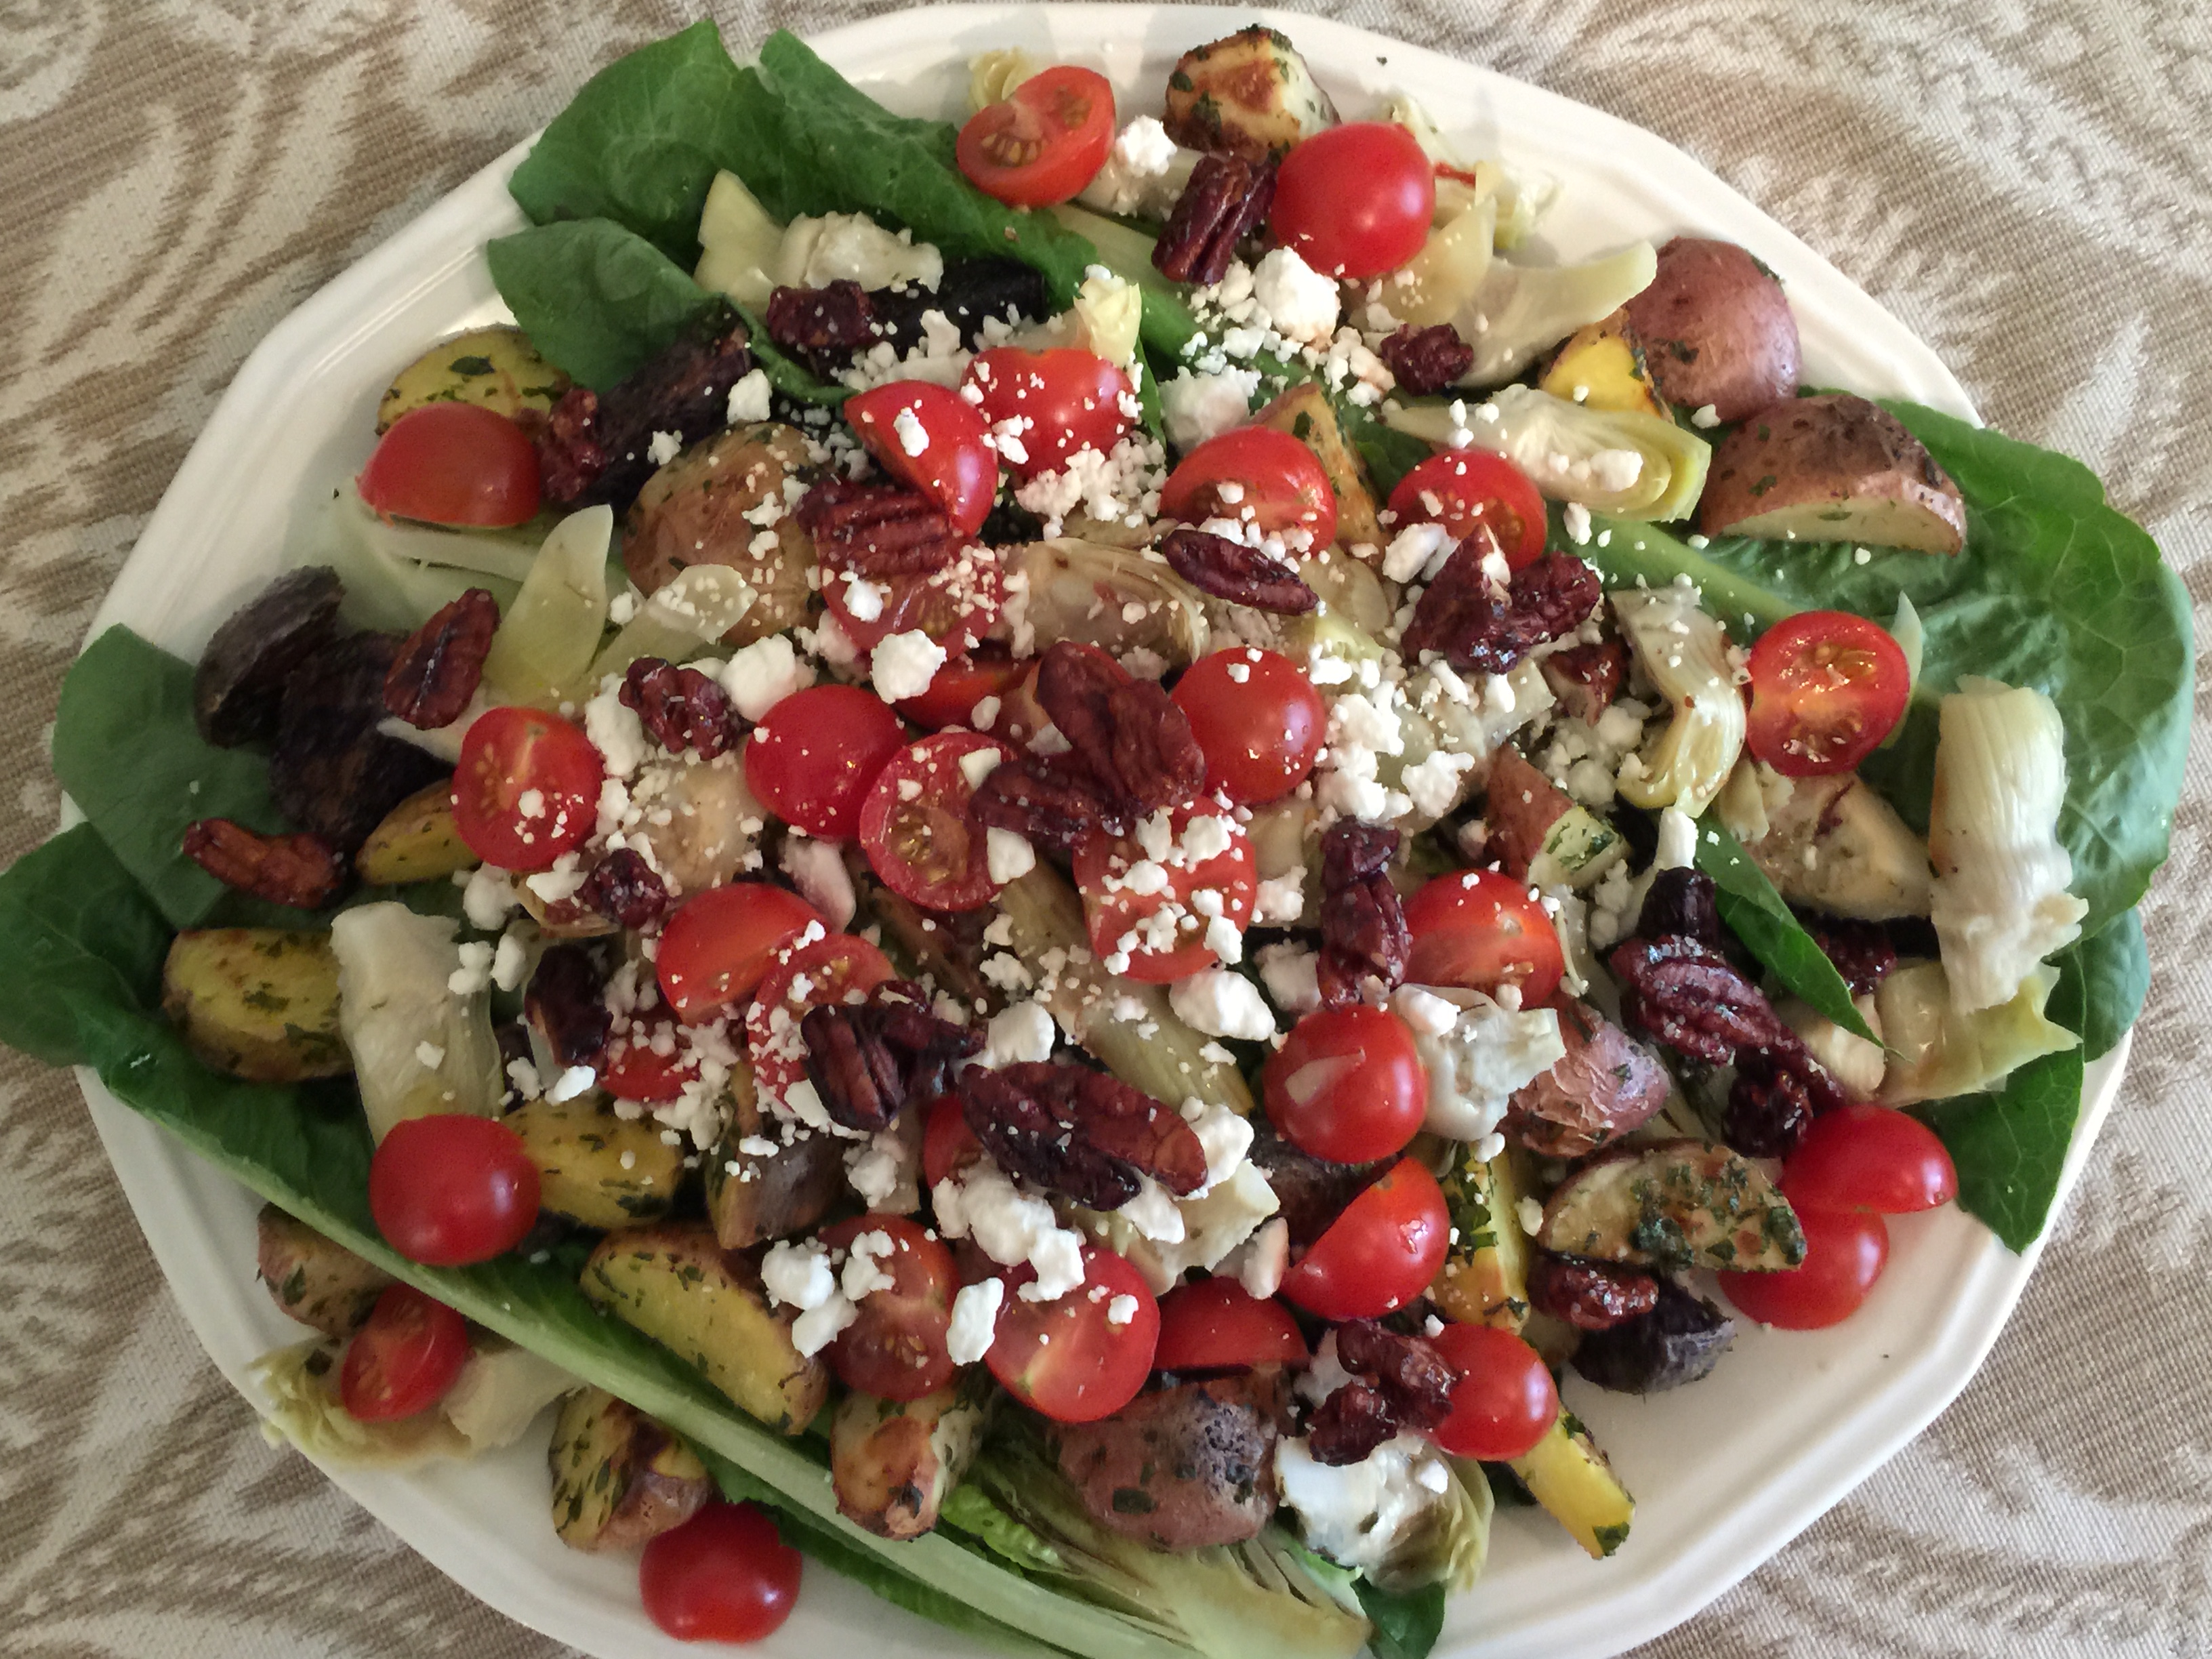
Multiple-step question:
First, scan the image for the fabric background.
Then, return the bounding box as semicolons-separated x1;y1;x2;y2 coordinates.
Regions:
1;1;2205;1655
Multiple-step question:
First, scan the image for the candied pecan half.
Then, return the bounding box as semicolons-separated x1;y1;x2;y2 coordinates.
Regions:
621;657;737;759
1155;153;1277;287
764;280;877;378
1635;868;1723;948
1799;913;1897;998
1528;1254;1662;1332
1377;324;1474;397
803;983;982;1132
1607;935;1785;1065
794;476;964;577
182;819;345;909
1401;545;1603;674
958;1062;1208;1210
1540;636;1628;724
1158;527;1317;614
525;944;611;1068
968;753;1128;857
577;848;670;930
1035;642;1206;814
535;314;754;510
1316;821;1409;1009
1308;1321;1461;1466
383;588;499;729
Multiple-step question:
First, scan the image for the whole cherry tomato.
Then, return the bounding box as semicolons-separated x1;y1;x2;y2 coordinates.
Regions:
1279;1157;1450;1320
1784;1103;1959;1216
1718;1207;1890;1330
987;1244;1159;1422
1171;648;1326;804
843;381;998;536
963;347;1134;478
1403;869;1565;1006
743;683;909;839
1153;1277;1307;1372
639;1502;801;1643
1263;1004;1429;1165
368;1113;540;1266
1425;1321;1559;1460
1160;428;1338;551
1270;123;1436;280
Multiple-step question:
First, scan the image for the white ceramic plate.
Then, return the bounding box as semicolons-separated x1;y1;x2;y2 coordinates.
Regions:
72;7;2130;1657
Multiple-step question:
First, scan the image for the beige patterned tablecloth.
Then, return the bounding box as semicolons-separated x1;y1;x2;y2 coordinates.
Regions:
3;2;2206;1655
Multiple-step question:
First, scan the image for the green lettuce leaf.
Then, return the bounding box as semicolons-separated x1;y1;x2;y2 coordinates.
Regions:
2073;905;2149;1063
1353;1579;1446;1659
1694;816;1875;1039
484;218;719;390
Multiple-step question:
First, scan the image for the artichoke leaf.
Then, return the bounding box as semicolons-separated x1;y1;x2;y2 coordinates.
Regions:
1877;960;2079;1106
1453;241;1658;387
1386;385;1709;521
1000;538;1208;665
1612;585;1746;820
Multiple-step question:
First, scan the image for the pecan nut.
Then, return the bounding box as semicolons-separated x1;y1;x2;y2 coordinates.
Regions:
621;657;737;759
794;476;964;577
1035;642;1206;815
1608;935;1783;1065
1528;1254;1662;1332
577;848;670;930
968;754;1128;856
1316;821;1409;1010
1307;1320;1461;1466
182;819;346;909
1377;324;1475;397
958;1061;1208;1210
383;588;499;729
1155;153;1277;287
804;984;983;1132
1403;545;1603;674
525;944;612;1069
1158;527;1317;614
1539;636;1628;724
764;280;877;378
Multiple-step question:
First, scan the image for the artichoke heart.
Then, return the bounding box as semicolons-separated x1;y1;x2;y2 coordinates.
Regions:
1000;538;1208;665
1387;385;1709;521
1611;586;1746;819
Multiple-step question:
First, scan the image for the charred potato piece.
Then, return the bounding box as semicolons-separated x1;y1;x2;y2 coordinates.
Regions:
1162;25;1338;162
830;1385;987;1539
255;1204;392;1336
1572;1278;1734;1393
1622;237;1800;424
1699;392;1967;554
192;566;344;747
625;423;818;644
1538;1139;1803;1273
548;1387;714;1551
1509;1407;1634;1559
1539;310;1666;419
579;1223;830;1433
703;1071;845;1250
355;781;475;886
377;325;569;435
508;1096;684;1228
163;928;350;1082
1432;1145;1532;1331
1505;1000;1671;1160
1052;1378;1278;1549
270;632;449;854
1252;384;1384;552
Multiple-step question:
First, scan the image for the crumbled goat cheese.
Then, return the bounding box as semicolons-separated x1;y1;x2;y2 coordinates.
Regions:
1399;748;1476;821
780;835;857;930
1256;943;1322;1013
1381;520;1455;583
489;926;530;993
840;1229;898;1300
869;630;947;701
1231;1216;1290;1298
892;405;930;457
1252;873;1307;925
718;635;815;722
1161;367;1262;449
933;1161;1087;1301
1561;501;1593;546
447;941;493;997
1105;1293;1140;1328
762;1238;838;1311
946;1277;1005;1365
1689;403;1721;428
645;430;682;466
1168;968;1277;1042
726;368;773;426
985;826;1037;884
983;1000;1059;1068
1251;246;1341;342
1119;1177;1187;1245
1077;116;1195;218
1408;987;1565;1142
461;865;519;931
583;684;649;779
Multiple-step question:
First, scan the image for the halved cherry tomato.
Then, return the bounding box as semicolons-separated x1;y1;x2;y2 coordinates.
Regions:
823;546;1005;659
640;1501;801;1643
956;65;1117;207
1160;427;1338;552
451;706;604;872
922;1093;985;1189
1745;610;1911;777
1171;647;1326;804
1387;451;1549;572
894;651;1029;731
1270;122;1436;280
986;1242;1159;1422
1263;1005;1429;1164
744;933;895;1107
963;347;1134;480
357;403;541;528
368;1113;541;1266
1404;869;1565;1006
1784;1103;1958;1216
1279;1156;1450;1320
743;684;909;838
656;883;825;1019
1718;1207;1889;1330
844;381;998;537
339;1284;471;1422
598;1012;699;1105
1153;1277;1308;1372
1425;1322;1559;1460
820;1215;959;1401
859;731;1017;912
1073;804;1258;983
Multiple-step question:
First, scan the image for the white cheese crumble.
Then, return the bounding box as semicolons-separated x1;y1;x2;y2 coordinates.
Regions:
946;1277;1005;1366
982;999;1059;1068
1231;1217;1289;1298
583;683;649;779
1076;116;1196;218
645;430;682;467
1168;968;1277;1042
1252;873;1307;926
1160;367;1261;449
726;368;773;426
1105;1293;1140;1328
933;1161;1087;1301
461;865;518;931
1250;246;1341;344
892;405;930;457
869;630;947;701
1406;985;1565;1142
779;834;857;931
1256;943;1322;1013
718;634;815;722
985;826;1037;884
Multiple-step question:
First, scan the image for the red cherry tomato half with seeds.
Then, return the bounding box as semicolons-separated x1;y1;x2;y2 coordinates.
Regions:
598;1012;699;1105
986;1242;1160;1422
639;1501;801;1644
1387;451;1549;572
656;882;825;1020
1784;1103;1958;1216
1425;1321;1559;1460
820;1215;960;1401
964;347;1135;480
1160;427;1338;552
744;933;895;1108
1404;869;1565;1006
1153;1277;1308;1372
1745;610;1911;777
860;731;1019;912
357;403;541;528
894;651;1029;732
339;1284;471;1422
956;64;1117;207
743;684;909;839
1171;647;1326;805
844;380;998;537
1270;122;1436;281
824;546;1004;659
921;1092;985;1190
1073;803;1258;983
1718;1206;1889;1330
451;705;604;872
1279;1156;1451;1321
1263;1004;1429;1165
369;1113;541;1267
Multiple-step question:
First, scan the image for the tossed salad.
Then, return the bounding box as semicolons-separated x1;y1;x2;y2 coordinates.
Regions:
8;18;2188;1658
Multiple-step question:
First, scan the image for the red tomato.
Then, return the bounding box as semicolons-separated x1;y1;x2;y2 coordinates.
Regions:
357;404;541;528
338;1284;471;1422
844;381;998;537
1718;1207;1890;1330
963;348;1134;480
921;1093;985;1189
1171;647;1326;804
743;684;909;838
894;653;1029;731
450;706;603;872
656;883;825;1020
1404;869;1565;1006
1425;1322;1559;1460
986;1243;1159;1422
956;65;1117;207
986;659;1054;748
640;1502;801;1643
1263;1005;1429;1165
1153;1277;1308;1372
368;1113;540;1266
859;731;1018;912
1162;428;1338;552
599;1012;699;1105
1073;804;1258;983
744;933;895;1107
1271;123;1436;280
1745;611;1911;777
1387;451;1549;572
1279;1156;1450;1320
823;546;1004;659
820;1215;960;1401
1785;1104;1958;1215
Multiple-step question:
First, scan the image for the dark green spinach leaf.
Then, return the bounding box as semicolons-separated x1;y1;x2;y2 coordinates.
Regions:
2073;905;2149;1063
1354;1578;1446;1659
1695;817;1875;1039
485;218;718;391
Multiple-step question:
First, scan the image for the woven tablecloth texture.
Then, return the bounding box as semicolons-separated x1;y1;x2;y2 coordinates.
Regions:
3;1;2206;1654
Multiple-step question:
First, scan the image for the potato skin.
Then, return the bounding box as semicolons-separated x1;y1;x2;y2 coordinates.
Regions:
1698;392;1967;554
377;325;569;435
507;1096;684;1229
255;1205;392;1337
548;1386;714;1551
1052;1378;1279;1549
703;1066;846;1249
355;781;475;886
1622;237;1800;423
624;423;817;644
163;928;350;1082
1505;999;1671;1160
192;567;344;749
830;1385;985;1539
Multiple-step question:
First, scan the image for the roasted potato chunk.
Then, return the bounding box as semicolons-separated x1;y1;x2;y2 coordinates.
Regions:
1053;1377;1279;1549
1431;1145;1532;1331
192;567;344;748
507;1096;684;1228
1505;1000;1671;1160
377;325;570;434
1509;1407;1634;1559
1622;237;1800;424
255;1205;392;1337
1162;26;1338;161
1540;310;1666;419
830;1385;987;1539
1252;384;1384;552
579;1223;829;1433
1698;392;1967;554
163;928;350;1082
624;423;818;644
1571;1278;1734;1394
549;1387;714;1551
703;1071;845;1250
1538;1140;1803;1273
355;781;475;886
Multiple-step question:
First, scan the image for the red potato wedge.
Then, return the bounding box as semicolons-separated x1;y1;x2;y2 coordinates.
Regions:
1623;237;1801;424
1698;392;1967;554
1536;1139;1805;1272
